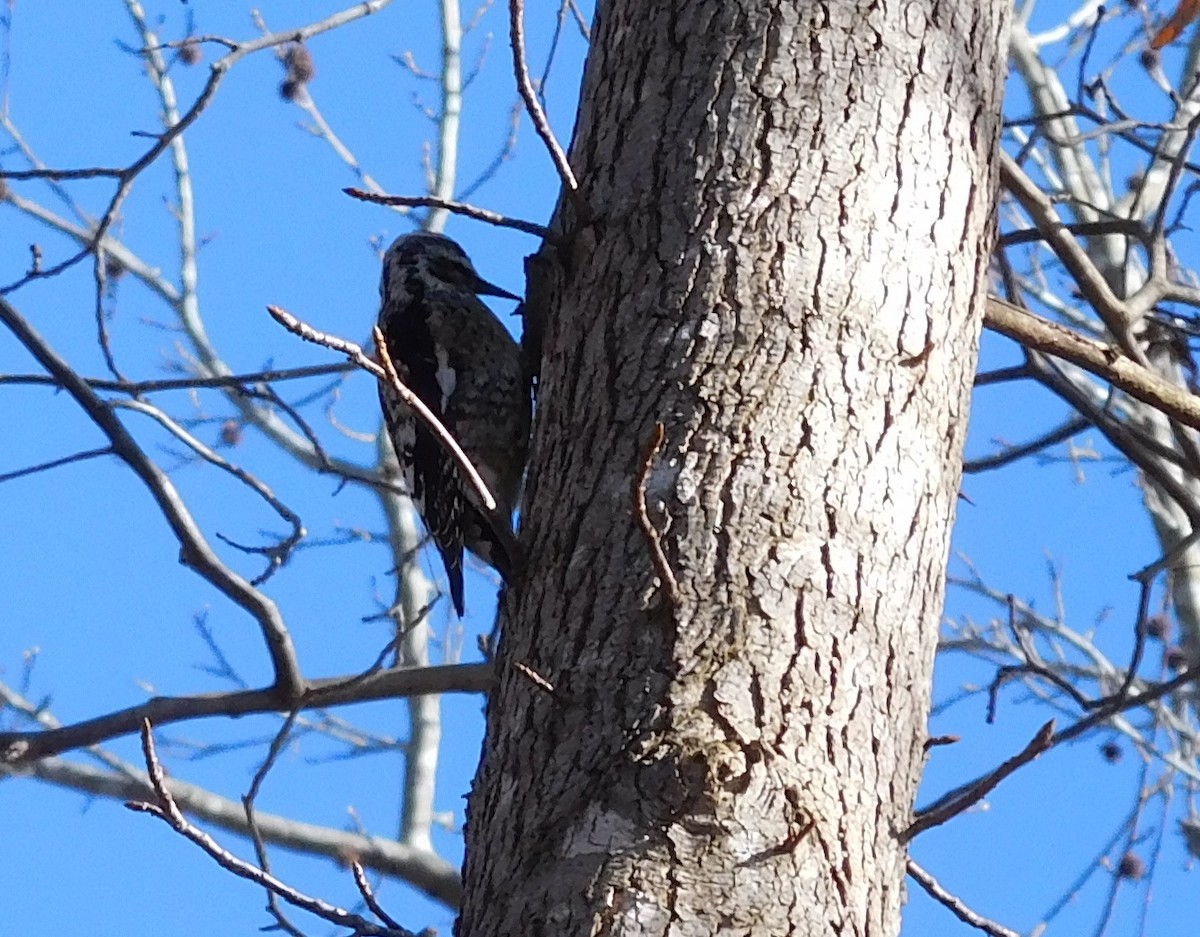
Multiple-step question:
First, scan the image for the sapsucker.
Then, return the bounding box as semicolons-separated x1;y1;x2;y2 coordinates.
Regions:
376;232;530;616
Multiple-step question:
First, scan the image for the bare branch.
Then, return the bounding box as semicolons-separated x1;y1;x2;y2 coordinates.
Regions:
113;398;306;584
984;296;1200;430
0;669;460;903
906;720;1055;840
1026;353;1200;529
0;663;491;764
0;446;113;484
425;0;463;234
633;422;681;606
129;721;417;936
242;708;308;934
255;11;391;200
0;165;123;180
0;359;419;497
963;416;1092;474
345;187;552;238
354;862;406;931
999;152;1137;346
907;858;1022;937
1051;662;1200;748
507;0;581;201
265;305;501;520
0;295;303;698
0;0;396;296
6;749;462;905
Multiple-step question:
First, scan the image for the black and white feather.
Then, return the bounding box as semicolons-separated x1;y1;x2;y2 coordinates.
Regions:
377;232;530;615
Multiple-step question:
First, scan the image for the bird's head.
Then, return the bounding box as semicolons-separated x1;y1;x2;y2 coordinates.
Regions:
380;232;520;304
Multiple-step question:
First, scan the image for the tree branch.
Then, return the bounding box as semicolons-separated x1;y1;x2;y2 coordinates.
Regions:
0;663;492;764
984;296;1200;430
129;721;417;936
905;720;1055;840
507;0;579;200
0;296;304;698
907;858;1022;937
999;152;1136;346
5;750;464;906
344;187;552;238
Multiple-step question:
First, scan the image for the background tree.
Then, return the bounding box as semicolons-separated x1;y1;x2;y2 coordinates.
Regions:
1;2;1198;936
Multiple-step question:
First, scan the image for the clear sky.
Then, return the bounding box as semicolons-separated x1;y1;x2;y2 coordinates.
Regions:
0;3;1193;936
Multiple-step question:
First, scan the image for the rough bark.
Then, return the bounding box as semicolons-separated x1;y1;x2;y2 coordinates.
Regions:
461;3;1009;936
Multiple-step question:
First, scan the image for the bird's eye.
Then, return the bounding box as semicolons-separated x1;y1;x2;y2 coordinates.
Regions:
430;258;470;285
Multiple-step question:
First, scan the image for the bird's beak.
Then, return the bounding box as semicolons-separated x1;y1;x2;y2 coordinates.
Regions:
473;275;522;302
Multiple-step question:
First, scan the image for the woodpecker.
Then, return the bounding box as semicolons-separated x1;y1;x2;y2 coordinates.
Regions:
376;232;530;616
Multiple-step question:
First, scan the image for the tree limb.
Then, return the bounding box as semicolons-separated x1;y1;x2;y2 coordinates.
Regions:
0;662;492;764
0;296;304;698
984;296;1200;430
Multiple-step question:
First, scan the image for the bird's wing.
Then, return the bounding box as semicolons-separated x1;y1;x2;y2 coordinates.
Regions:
379;297;468;615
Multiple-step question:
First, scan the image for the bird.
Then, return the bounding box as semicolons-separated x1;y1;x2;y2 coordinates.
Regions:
376;231;530;616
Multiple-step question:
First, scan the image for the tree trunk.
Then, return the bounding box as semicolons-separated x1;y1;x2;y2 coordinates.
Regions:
460;3;1009;935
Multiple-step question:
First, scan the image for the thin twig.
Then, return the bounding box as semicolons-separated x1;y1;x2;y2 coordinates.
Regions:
0;295;303;699
998;218;1151;249
998;152;1135;349
0;446;113;484
266;305;499;514
113;398;306;585
513;660;556;694
344;187;552;238
633;422;681;606
507;0;582;203
128;721;413;937
0;662;493;764
919;655;1200;834
1132;526;1200;582
1051;662;1200;748
905;720;1055;840
246;706;305;807
963;416;1091;474
907;858;1022;937
1036;813;1137;931
373;324;497;514
0;165;122;180
5;733;462;905
353;862;405;931
985;596;1092;722
0;0;397;296
1109;574;1155;703
92;248;125;382
0;362;354;393
457;99;522;201
242;706;308;935
565;0;591;38
4;11;387;495
1025;354;1200;529
973;364;1031;387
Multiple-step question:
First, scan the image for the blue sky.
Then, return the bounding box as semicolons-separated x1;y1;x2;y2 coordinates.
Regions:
1;2;1194;935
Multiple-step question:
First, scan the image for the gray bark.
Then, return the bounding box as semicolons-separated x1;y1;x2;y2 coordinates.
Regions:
461;3;1009;935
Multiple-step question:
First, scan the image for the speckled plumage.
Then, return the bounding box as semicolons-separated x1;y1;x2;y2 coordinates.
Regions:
377;232;529;615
